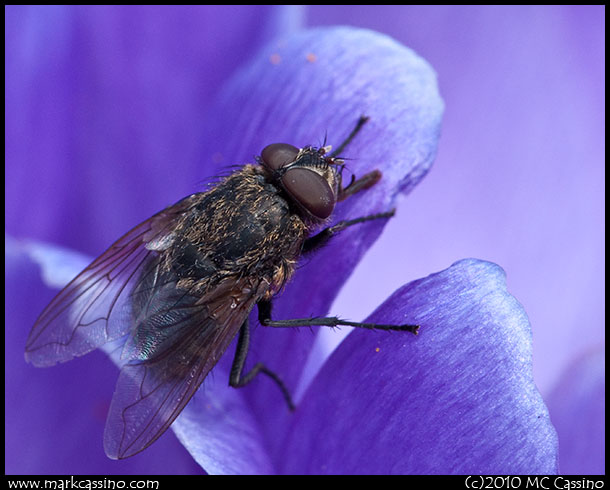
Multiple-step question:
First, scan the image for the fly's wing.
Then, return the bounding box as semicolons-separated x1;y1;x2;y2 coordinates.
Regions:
103;275;264;459
25;189;269;459
25;194;198;367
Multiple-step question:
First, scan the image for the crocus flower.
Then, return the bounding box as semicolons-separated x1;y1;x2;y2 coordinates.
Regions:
6;6;601;475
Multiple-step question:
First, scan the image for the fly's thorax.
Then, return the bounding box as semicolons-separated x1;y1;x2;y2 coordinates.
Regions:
160;165;309;294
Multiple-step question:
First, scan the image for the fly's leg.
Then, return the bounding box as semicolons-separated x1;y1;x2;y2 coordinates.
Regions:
337;169;382;202
306;115;394;253
297;171;418;330
302;209;395;255
257;299;419;335
328;115;369;159
229;317;296;410
328;115;382;202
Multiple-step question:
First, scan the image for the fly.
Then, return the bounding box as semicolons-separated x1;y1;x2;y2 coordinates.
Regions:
25;116;419;459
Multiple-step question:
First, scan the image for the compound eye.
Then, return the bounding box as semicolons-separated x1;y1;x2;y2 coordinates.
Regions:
261;143;299;171
282;167;336;219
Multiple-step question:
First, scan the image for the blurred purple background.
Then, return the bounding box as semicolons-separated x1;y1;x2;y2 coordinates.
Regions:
6;6;603;474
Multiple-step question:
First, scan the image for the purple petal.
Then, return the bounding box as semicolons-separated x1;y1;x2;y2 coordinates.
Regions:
280;259;558;474
171;364;275;475
175;26;442;472
547;348;604;474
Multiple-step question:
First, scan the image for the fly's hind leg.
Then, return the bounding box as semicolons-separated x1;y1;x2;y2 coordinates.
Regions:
258;299;419;335
229;317;296;410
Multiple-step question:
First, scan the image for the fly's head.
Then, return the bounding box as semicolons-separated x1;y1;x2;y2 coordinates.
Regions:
258;142;345;221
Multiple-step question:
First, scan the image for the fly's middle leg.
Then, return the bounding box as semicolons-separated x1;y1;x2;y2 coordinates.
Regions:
301;209;395;255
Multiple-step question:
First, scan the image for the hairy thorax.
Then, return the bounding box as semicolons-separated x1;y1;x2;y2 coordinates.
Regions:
165;165;310;299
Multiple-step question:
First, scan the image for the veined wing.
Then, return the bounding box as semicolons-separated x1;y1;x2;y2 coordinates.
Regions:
25;194;198;367
103;274;265;459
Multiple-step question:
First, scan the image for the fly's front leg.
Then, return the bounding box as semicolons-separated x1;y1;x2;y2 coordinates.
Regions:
337;169;382;202
258;299;419;334
327;115;382;201
229;317;295;410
